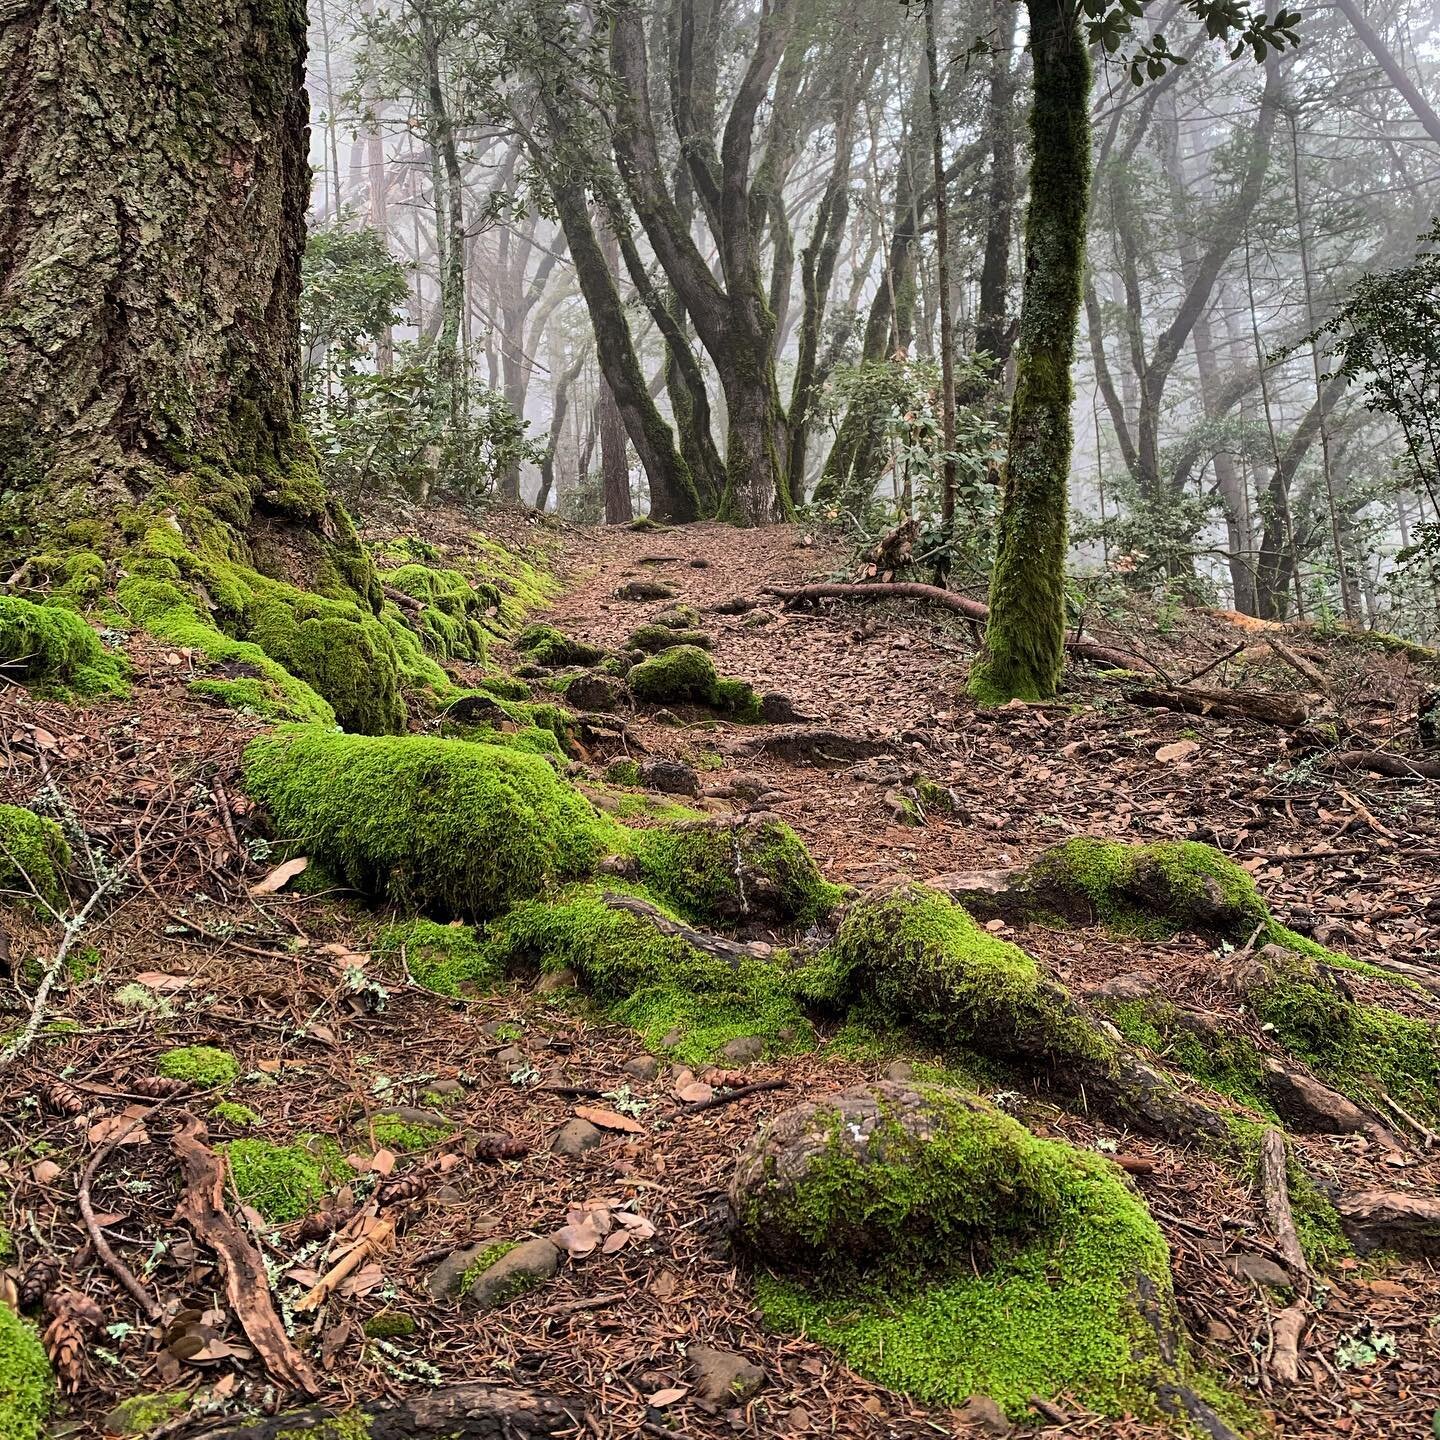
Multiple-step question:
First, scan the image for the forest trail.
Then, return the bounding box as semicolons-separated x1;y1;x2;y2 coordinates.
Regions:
3;507;1440;1440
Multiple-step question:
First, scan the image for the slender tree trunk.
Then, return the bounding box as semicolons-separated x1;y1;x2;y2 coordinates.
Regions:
1331;0;1440;146
924;0;958;559
969;0;1090;704
360;0;393;372
973;0;1019;370
597;223;633;524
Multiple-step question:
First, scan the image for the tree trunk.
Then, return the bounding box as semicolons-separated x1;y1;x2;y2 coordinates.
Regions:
0;0;365;592
924;0;958;559
972;0;1019;370
968;0;1090;704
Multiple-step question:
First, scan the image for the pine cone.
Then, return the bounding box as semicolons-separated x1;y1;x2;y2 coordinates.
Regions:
375;1174;429;1206
40;1080;84;1115
472;1132;527;1160
290;1207;355;1243
43;1289;104;1391
131;1075;190;1098
18;1256;60;1310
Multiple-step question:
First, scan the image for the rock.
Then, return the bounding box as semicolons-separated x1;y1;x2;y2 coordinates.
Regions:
537;968;577;994
617;579;675;602
433;1184;466;1206
759;691;816;724
427;1242;492;1302
1220;1252;1293;1288
689;1346;766;1405
428;1078;465;1095
104;1392;191;1435
641;759;701;796
883;1060;914;1083
444;694;514;728
956;1395;1011;1436
622;1054;660;1080
719;1035;765;1064
1087;972;1155;1002
1204;1319;1236;1343
566;672;627;712
480;1019;516;1039
496;1045;526;1066
551;1118;602;1156
468;1237;561;1310
784;1405;812;1432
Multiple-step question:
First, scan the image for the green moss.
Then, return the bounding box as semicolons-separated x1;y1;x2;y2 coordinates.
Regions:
514;622;603;668
210;1101;262;1129
376;918;499;998
628;623;713;653
481;884;813;1066
605;758;642;787
0;1303;53;1440
460;1240;519;1291
370;1116;450;1153
0;596;128;698
362;1311;417;1339
1226;1119;1351;1265
0;805;70;912
750;1088;1189;1420
474;675;531;701
270;1412;371;1440
103;1391;190;1435
633;819;842;928
157;1045;239;1088
803;885;1114;1069
223;1139;334;1224
378;564;490;662
628;645;762;719
242;728;621;919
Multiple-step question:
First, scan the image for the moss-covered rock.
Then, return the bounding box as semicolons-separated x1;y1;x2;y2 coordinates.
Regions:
378;564;490;662
514;622;603;668
375;918;499;998
103;1390;191;1436
242;728;619;918
157;1044;240;1088
0;805;71;912
210;1100;262;1129
0;595;127;698
739;1083;1226;1425
627;645;761;719
0;1301;52;1440
628;623;713;653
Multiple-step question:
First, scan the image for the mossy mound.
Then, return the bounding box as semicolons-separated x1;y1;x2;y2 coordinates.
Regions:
514;622;604;668
370;1115;450;1152
803;884;1115;1069
633;818;842;929
378;564;490;662
740;1083;1222;1424
102;1391;190;1436
242;728;620;918
157;1044;240;1087
0;804;71;912
440;693;574;758
627;645;761;719
224;1137;345;1224
0;1302;52;1440
480;884;813;1065
0;595;127;698
628;623;713;653
375;918;499;998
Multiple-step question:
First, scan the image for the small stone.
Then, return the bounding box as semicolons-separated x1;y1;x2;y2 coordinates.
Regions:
480;1019;513;1039
660;1029;684;1049
468;1236;560;1310
433;1184;466;1206
103;1392;190;1436
428;1078;465;1095
426;1242;490;1302
496;1045;526;1066
956;1395;1011;1435
551;1118;602;1156
641;759;701;796
1204;1318;1237;1342
567;672;627;712
784;1405;812;1432
623;1054;660;1080
537;968;577;994
1221;1251;1293;1288
689;1345;766;1405
884;1060;913;1083
719;1036;765;1064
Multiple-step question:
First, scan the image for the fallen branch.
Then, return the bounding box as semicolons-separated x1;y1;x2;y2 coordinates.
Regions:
659;1078;791;1121
1321;749;1440;780
1257;1128;1308;1277
599;893;776;965
1127;684;1315;729
1263;636;1330;694
1270;1304;1308;1385
295;1211;396;1313
171;1118;317;1396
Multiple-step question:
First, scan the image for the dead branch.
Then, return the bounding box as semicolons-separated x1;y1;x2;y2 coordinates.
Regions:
295;1211;397;1313
1257;1128;1308;1277
1127;684;1315;729
171;1117;318;1395
1263;636;1330;694
599;893;776;965
1321;749;1440;780
1270;1304;1308;1384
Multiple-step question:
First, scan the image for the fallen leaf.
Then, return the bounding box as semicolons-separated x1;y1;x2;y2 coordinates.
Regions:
555;1213;602;1257
675;1081;713;1104
369;1148;397;1177
614;1211;655;1238
647;1386;689;1407
575;1105;646;1135
134;971;194;992
250;856;309;896
32;1159;61;1184
88;1114;148;1147
336;1264;384;1298
1156;739;1200;763
30;727;58;750
601;1229;632;1254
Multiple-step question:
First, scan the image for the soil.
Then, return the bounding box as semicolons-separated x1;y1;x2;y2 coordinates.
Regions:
4;506;1440;1440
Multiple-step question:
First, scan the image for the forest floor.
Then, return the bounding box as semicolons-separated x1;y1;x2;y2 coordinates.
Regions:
4;503;1440;1440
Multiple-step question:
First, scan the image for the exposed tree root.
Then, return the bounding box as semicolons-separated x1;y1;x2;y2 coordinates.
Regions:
1258;1128;1308;1276
727;725;895;767
1336;1189;1440;1256
1320;749;1440;780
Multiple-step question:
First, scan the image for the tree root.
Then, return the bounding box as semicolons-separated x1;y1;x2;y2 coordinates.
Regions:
1257;1128;1308;1276
1336;1189;1440;1255
1320;749;1440;780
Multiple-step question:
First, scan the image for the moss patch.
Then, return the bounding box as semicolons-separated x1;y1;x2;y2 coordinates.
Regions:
628;623;712;653
378;564;490;662
460;1239;520;1291
627;645;761;719
0;805;71;912
376;918;499;998
362;1311;417;1339
0;596;127;699
224;1138;339;1224
0;1302;53;1440
514;622;603;668
157;1045;239;1088
103;1391;190;1436
370;1116;450;1152
209;1101;262;1129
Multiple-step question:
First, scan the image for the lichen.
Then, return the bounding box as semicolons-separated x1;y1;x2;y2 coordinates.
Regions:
0;1302;53;1440
0;805;71;913
0;596;128;699
375;918;498;998
627;645;762;719
157;1045;239;1088
223;1138;340;1224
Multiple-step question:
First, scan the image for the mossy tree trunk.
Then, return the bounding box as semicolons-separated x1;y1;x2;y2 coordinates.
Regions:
0;0;365;592
968;0;1091;704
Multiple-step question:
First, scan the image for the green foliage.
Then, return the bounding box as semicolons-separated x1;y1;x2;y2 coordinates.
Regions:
157;1045;239;1088
0;596;128;699
376;918;499;997
514;622;604;667
627;645;761;718
461;1241;520;1292
0;1302;53;1440
223;1139;333;1224
370;1116;450;1152
242;728;620;918
0;805;70;913
210;1101;262;1130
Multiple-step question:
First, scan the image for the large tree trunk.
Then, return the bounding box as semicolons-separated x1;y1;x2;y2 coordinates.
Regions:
0;0;359;585
969;0;1090;704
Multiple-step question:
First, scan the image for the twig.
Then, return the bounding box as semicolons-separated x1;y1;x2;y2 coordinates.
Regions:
1180;642;1246;686
658;1078;790;1121
1270;1304;1308;1385
1264;635;1330;694
295;1211;397;1313
1257;1128;1308;1278
1379;1091;1437;1148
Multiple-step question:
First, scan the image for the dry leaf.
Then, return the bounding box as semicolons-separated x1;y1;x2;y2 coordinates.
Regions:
369;1148;397;1177
335;1264;384;1298
647;1386;689;1407
249;856;309;896
575;1105;646;1135
32;1159;62;1184
1155;739;1200;763
134;971;193;992
87;1114;148;1147
650;1269;679;1300
614;1211;655;1238
675;1081;713;1104
30;727;58;751
601;1229;632;1254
